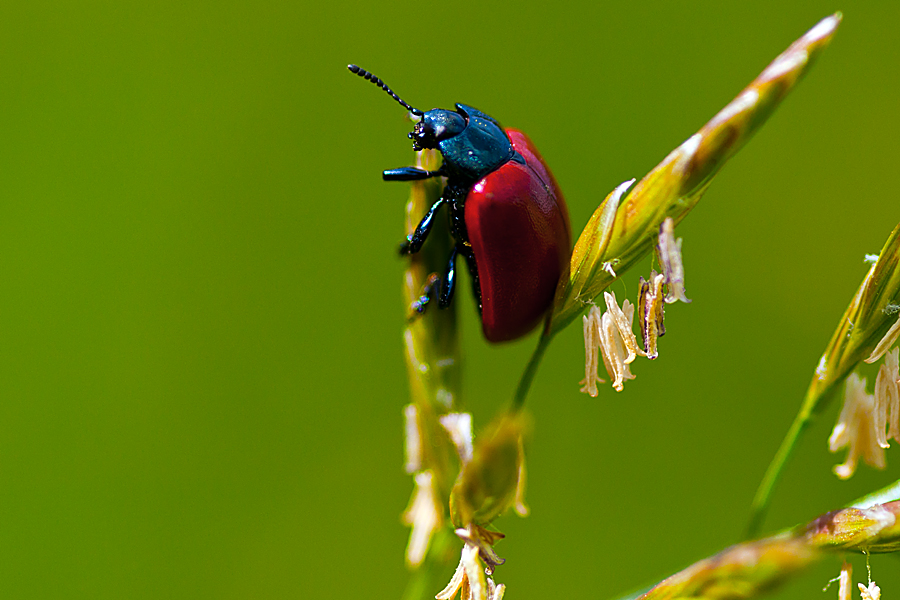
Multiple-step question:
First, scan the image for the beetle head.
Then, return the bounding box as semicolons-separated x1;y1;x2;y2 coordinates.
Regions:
410;109;466;151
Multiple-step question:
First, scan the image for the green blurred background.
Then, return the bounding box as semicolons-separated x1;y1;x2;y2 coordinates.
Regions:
1;1;898;598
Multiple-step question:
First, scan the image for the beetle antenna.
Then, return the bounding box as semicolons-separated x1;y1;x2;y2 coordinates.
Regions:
347;64;424;116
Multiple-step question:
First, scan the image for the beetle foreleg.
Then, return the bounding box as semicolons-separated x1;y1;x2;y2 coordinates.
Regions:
383;167;443;181
400;197;445;255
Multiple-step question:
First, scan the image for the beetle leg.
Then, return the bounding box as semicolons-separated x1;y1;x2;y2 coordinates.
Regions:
383;167;443;181
400;197;445;255
438;247;459;308
460;246;482;313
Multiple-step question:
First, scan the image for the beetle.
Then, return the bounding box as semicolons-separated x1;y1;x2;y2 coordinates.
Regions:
348;64;570;343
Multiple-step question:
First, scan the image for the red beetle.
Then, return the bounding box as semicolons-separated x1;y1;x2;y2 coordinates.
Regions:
349;65;570;342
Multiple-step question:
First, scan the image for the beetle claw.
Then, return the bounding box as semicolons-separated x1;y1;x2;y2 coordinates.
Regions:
407;273;442;321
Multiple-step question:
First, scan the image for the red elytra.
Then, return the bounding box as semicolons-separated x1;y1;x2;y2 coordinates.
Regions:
464;130;571;342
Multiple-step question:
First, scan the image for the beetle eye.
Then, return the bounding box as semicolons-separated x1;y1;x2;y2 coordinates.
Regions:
410;121;436;151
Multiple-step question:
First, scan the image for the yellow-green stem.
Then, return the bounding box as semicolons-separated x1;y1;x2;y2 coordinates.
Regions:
745;410;813;539
512;330;553;410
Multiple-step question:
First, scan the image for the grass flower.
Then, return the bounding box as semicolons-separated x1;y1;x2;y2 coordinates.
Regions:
580;305;605;397
748;221;900;536
639;272;667;360
804;501;900;552
515;12;840;413
836;562;852;600
546;14;840;338
436;412;528;598
874;348;900;449
638;493;900;600
828;374;885;479
559;12;839;404
405;404;422;474
598;294;639;392
451;411;528;527
580;292;644;394
658;217;691;304
827;562;882;600
865;316;900;365
435;542;486;600
604;290;646;362
435;531;507;600
402;470;443;567
835;555;883;600
859;580;882;600
455;524;506;573
513;435;528;518
806;224;900;415
440;412;475;464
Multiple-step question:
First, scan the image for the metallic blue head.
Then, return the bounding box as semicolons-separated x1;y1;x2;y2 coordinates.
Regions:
410;109;466;151
349;64;515;182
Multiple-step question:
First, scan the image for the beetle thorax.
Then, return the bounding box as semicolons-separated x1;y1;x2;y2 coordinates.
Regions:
429;106;515;183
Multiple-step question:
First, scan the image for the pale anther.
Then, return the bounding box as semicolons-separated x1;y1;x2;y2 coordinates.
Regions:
829;373;886;479
658;217;690;304
638;271;666;359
